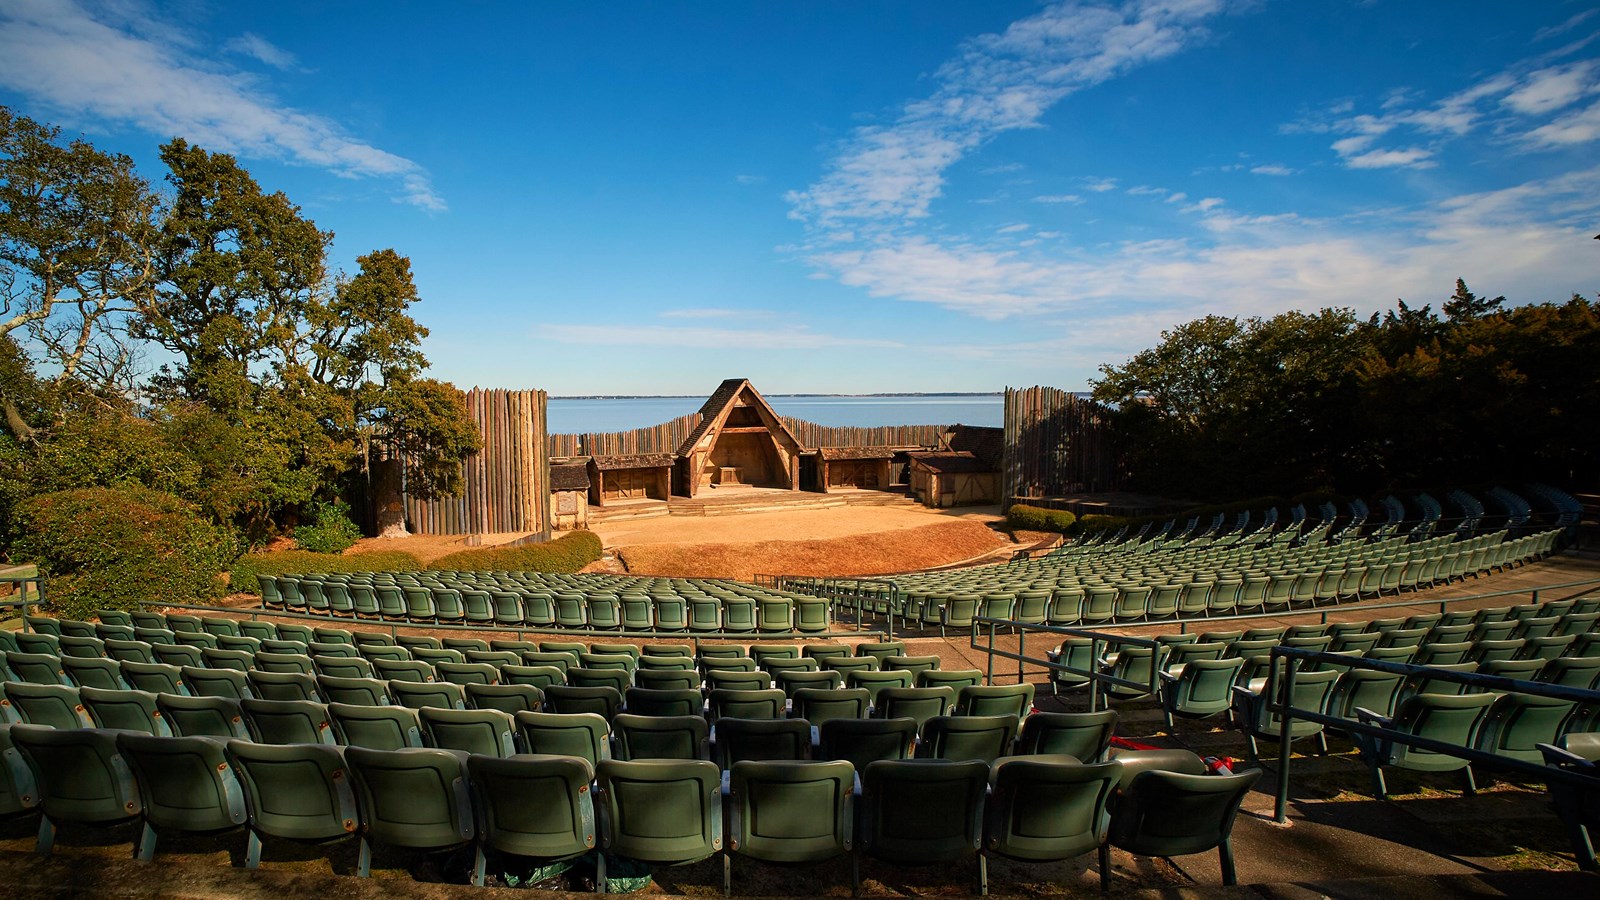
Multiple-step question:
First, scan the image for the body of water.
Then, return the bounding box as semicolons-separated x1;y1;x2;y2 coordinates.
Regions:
547;394;1004;434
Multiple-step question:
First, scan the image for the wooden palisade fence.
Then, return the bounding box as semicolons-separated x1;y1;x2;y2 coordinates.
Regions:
1001;386;1122;509
549;417;947;457
406;388;551;536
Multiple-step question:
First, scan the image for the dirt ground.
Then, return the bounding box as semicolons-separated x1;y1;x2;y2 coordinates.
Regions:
336;504;1017;579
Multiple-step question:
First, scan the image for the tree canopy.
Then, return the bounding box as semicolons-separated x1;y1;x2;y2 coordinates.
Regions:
1091;284;1600;499
0;107;479;552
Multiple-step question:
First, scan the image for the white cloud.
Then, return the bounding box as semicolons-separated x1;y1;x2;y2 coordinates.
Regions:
1343;147;1436;169
734;174;766;185
0;0;444;210
1502;62;1597;115
1533;11;1598;43
801;164;1600;333
1298;52;1600;169
1250;164;1296;176
786;0;1230;226
542;323;904;351
224;32;300;71
997;223;1031;233
1033;193;1084;204
1082;176;1119;192
1525;98;1600;147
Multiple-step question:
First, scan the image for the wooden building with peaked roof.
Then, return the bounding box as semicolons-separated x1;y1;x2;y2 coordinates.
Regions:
587;453;675;506
817;446;895;492
674;378;805;498
907;424;1005;508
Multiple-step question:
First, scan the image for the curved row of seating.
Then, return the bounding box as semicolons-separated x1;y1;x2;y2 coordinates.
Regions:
0;716;1259;893
258;571;832;633
858;530;1562;631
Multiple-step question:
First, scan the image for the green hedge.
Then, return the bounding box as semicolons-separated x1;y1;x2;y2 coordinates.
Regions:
13;486;236;619
1005;504;1077;534
426;530;604;574
229;549;425;595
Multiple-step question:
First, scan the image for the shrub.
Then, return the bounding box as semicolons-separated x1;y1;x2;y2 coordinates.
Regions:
1006;505;1049;531
229;549;425;594
12;486;237;619
1007;505;1077;535
427;530;604;574
293;499;363;554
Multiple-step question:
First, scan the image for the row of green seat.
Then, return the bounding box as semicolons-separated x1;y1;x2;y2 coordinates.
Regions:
259;570;831;633
0;720;1260;893
849;530;1560;631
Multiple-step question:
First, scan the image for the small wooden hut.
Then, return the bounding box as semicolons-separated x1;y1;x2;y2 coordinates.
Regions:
907;424;1004;508
817;447;895;492
587;453;675;506
548;460;591;530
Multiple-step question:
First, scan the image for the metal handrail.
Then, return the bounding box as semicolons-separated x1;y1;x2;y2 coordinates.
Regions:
1264;645;1600;825
970;616;1164;711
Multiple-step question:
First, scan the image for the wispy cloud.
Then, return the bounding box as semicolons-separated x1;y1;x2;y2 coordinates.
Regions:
1292;53;1600;169
1533;11;1597;43
224;32;301;71
1250;164;1296;176
542;323;904;351
1082;176;1119;192
0;0;444;210
734;174;766;185
1033;193;1084;204
786;1;1233;226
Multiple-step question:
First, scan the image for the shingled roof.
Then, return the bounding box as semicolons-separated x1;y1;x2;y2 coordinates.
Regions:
589;453;677;471
819;446;896;460
907;450;995;474
549;461;590;492
944;425;1004;469
675;378;805;456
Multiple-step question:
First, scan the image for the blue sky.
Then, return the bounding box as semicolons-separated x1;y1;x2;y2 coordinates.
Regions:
2;1;1597;396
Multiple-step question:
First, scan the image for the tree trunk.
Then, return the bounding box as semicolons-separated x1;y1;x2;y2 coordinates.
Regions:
370;457;410;538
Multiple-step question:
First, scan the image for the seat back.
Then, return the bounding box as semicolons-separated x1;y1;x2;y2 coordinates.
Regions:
158;694;248;739
1015;710;1117;761
1107;768;1261;858
596;758;723;864
81;687;171;735
985;757;1120;862
118;733;247;844
515;711;611;767
955;684;1035;718
858;758;988;865
242;699;335;745
12;724;142;834
418;707;517;757
727;759;852;864
916;715;1019;763
790;688;870;727
466;753;596;872
6;682;94;730
707;688;787;722
612;713;709;761
329;703;423;750
346;746;475;851
713;717;812;769
817;717;917;772
623;687;702;718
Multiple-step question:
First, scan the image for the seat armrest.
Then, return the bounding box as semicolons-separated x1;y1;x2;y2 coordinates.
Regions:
1353;707;1392;727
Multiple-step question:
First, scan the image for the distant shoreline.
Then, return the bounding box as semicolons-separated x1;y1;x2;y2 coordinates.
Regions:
550;392;1005;400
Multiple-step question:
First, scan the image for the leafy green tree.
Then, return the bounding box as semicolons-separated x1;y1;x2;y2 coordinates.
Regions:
1;107;159;404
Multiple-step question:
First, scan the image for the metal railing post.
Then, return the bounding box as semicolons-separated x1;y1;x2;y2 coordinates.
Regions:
1275;654;1297;824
